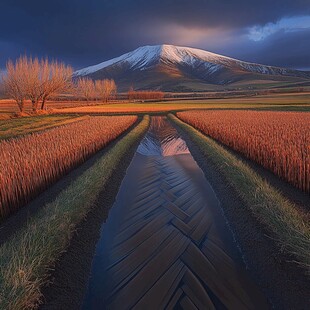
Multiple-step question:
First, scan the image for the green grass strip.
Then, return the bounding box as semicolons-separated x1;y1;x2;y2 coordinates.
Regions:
169;114;310;274
0;115;150;310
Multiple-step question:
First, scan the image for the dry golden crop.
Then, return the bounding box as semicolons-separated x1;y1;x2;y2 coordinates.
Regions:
177;111;310;193
0;116;137;219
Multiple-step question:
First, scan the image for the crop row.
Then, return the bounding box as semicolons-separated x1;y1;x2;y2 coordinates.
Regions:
0;116;137;219
177;111;310;193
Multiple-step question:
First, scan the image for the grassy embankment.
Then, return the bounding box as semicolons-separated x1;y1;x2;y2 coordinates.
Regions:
0;115;150;309
0;115;87;140
169;114;310;274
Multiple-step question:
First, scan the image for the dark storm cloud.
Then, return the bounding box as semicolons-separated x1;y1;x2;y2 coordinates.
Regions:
229;29;310;70
0;0;309;69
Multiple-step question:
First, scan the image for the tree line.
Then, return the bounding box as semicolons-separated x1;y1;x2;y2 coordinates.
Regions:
76;77;117;102
1;56;118;112
1;56;167;112
128;89;164;100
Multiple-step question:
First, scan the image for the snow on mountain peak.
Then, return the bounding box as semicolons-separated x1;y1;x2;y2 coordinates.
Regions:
74;44;308;79
74;45;161;76
74;44;230;76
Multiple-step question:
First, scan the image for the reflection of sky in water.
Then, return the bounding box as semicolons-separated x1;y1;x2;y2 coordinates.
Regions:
82;116;269;310
137;117;189;156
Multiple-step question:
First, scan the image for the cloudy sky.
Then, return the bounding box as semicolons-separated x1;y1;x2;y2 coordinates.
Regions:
1;0;310;70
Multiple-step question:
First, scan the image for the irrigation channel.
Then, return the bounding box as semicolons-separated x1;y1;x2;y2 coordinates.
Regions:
82;116;269;309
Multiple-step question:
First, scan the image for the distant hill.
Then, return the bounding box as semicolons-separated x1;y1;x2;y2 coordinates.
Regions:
74;44;310;92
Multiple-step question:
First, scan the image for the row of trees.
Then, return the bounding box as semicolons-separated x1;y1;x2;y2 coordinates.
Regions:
128;89;165;100
2;56;73;112
76;78;117;102
1;56;167;112
1;56;118;113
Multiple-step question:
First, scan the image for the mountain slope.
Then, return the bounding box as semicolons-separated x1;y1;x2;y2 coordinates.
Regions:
74;45;310;91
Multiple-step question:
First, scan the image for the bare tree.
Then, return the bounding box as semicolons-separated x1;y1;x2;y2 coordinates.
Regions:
109;79;117;101
2;56;73;113
95;79;117;103
25;57;42;112
40;60;73;110
76;78;96;102
95;80;106;102
1;57;29;112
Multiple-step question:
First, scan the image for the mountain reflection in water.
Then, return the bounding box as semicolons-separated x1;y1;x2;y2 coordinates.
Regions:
137;116;189;156
82;116;269;310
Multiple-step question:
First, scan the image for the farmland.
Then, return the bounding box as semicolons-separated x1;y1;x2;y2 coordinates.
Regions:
0;99;91;116
0;116;137;219
50;93;310;114
1;92;310;118
2;1;310;307
177;110;310;193
0;98;309;309
0;115;88;140
0;104;308;309
169;114;310;278
0;116;150;309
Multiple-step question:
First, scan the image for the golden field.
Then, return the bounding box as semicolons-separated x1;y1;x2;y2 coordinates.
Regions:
0;116;137;219
177;110;310;193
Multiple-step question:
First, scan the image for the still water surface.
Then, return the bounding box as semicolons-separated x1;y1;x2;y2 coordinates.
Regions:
82;117;268;309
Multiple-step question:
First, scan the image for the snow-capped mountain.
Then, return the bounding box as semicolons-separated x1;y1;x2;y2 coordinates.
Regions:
74;44;310;91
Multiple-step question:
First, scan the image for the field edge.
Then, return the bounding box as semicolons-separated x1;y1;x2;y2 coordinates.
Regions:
169;113;310;308
0;115;150;310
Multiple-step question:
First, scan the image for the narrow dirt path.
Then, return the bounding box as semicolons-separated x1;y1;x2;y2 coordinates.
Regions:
83;117;269;309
